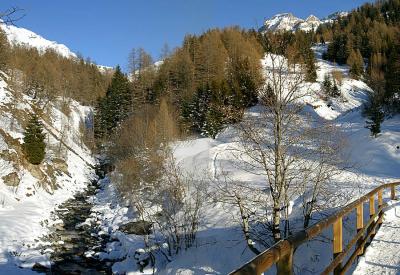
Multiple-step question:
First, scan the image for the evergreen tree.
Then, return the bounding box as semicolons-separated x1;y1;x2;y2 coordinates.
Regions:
331;81;340;97
203;105;225;139
365;97;384;137
22;114;46;165
322;74;340;97
347;49;364;79
304;50;317;82
94;66;131;138
385;46;400;111
189;85;212;133
228;56;260;109
322;74;332;96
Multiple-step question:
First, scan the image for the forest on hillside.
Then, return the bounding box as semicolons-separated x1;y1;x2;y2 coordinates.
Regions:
0;1;399;272
316;0;400;134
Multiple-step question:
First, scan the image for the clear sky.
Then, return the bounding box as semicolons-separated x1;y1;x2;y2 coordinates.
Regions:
0;0;374;68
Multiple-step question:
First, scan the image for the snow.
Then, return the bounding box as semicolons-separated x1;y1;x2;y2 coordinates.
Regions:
1;24;76;59
0;18;398;274
60;40;399;274
0;71;96;272
1;23;112;72
353;200;400;275
259;11;349;33
90;44;400;274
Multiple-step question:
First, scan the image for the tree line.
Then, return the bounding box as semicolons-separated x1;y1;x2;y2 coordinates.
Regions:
0;28;111;106
95;27;265;140
316;0;400;136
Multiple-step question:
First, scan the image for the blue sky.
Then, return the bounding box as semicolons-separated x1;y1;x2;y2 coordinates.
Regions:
0;0;373;68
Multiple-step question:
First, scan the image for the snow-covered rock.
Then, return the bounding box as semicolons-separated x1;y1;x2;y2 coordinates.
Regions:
259;11;348;33
259;13;304;32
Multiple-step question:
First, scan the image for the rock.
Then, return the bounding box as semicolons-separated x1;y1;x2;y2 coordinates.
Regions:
2;172;20;187
52;158;70;176
119;221;152;235
32;262;50;272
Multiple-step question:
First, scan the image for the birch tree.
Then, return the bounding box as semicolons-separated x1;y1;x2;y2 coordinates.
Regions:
234;38;346;244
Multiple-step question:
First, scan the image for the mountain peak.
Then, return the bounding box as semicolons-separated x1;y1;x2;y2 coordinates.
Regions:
1;24;76;59
306;15;320;22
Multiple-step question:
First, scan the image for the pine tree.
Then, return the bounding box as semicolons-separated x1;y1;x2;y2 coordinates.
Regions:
322;74;341;97
190;85;212;133
227;56;260;109
385;46;400;111
304;50;317;82
322;74;332;96
203;105;224;139
332;81;340;97
22;114;46;165
347;49;364;79
94;66;131;138
365;97;384;137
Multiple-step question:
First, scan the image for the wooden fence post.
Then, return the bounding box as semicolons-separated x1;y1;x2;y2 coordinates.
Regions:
391;185;396;200
378;190;383;226
276;245;294;275
356;203;364;255
369;195;376;239
333;217;343;275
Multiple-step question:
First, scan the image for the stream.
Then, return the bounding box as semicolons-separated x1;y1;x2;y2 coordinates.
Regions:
33;165;113;274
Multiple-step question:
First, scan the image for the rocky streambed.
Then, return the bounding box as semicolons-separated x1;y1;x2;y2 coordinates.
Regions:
33;167;114;274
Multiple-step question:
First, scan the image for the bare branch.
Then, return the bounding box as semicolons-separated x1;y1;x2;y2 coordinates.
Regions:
0;7;25;25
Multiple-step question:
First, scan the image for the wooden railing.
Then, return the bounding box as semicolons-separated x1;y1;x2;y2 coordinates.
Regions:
230;181;400;275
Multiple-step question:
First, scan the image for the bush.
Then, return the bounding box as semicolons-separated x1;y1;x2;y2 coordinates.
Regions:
332;70;344;86
322;74;341;98
22;114;46;165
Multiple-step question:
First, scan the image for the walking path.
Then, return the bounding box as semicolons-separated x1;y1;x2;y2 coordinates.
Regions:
353;201;400;274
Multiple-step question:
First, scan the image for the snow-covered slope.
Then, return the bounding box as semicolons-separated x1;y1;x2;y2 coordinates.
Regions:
259;12;348;33
0;72;96;272
87;44;399;274
1;23;113;72
1;24;76;58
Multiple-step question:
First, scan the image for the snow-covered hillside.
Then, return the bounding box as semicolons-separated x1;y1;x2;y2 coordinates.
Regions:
0;72;96;273
259;12;348;33
1;23;113;72
1;23;76;58
87;44;399;274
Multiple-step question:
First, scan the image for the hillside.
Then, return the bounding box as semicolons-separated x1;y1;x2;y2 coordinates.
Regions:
84;44;399;274
0;1;399;274
0;70;96;272
1;23;76;58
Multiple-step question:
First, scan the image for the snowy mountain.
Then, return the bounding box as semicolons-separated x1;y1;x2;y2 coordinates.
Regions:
259;12;348;33
1;23;76;58
1;23;113;71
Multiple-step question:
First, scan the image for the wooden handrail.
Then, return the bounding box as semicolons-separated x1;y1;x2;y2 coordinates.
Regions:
230;181;400;275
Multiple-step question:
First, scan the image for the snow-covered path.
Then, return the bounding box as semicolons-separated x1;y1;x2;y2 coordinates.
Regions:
353;201;400;275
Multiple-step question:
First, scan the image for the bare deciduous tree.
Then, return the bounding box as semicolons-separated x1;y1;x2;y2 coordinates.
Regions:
0;7;25;25
232;46;347;249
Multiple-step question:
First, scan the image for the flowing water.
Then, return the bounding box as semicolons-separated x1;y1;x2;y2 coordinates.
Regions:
33;167;113;274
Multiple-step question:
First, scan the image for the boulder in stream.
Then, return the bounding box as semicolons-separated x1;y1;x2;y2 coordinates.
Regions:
119;221;152;235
